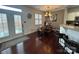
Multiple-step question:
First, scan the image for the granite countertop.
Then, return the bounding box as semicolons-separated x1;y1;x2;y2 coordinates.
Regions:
60;25;79;32
60;24;79;46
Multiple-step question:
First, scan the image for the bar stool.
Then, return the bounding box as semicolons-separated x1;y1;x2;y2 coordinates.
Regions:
59;33;66;48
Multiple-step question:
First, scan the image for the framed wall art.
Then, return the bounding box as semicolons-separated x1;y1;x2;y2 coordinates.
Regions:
53;14;57;22
27;13;32;19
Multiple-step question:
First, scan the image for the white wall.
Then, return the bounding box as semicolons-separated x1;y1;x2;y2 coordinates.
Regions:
6;5;44;35
52;10;64;28
67;6;79;21
0;5;44;43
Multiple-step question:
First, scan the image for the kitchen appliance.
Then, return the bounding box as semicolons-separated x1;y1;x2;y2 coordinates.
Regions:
74;16;79;26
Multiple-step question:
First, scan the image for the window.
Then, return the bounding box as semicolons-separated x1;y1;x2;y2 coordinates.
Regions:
35;14;39;25
39;14;42;24
0;13;9;38
35;14;42;25
14;15;22;34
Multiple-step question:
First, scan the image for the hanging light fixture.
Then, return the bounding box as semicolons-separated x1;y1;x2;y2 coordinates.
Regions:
44;6;52;17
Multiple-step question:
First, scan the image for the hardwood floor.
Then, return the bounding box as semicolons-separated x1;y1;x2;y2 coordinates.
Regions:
0;32;65;54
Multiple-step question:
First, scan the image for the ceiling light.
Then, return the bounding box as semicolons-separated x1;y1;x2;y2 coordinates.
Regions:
44;7;52;17
0;5;22;12
44;11;52;17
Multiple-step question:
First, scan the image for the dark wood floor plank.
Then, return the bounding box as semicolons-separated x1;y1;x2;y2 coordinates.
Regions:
0;32;64;54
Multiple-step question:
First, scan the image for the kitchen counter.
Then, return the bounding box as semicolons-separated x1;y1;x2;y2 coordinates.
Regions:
60;25;79;53
60;24;79;44
60;25;79;32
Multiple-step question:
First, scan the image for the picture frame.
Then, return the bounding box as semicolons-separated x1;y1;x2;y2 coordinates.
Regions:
52;14;57;22
27;13;32;19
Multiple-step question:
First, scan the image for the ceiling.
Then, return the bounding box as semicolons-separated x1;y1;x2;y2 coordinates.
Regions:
29;5;65;12
28;5;79;12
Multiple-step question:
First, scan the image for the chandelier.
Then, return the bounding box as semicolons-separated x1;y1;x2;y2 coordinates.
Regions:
44;7;52;17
